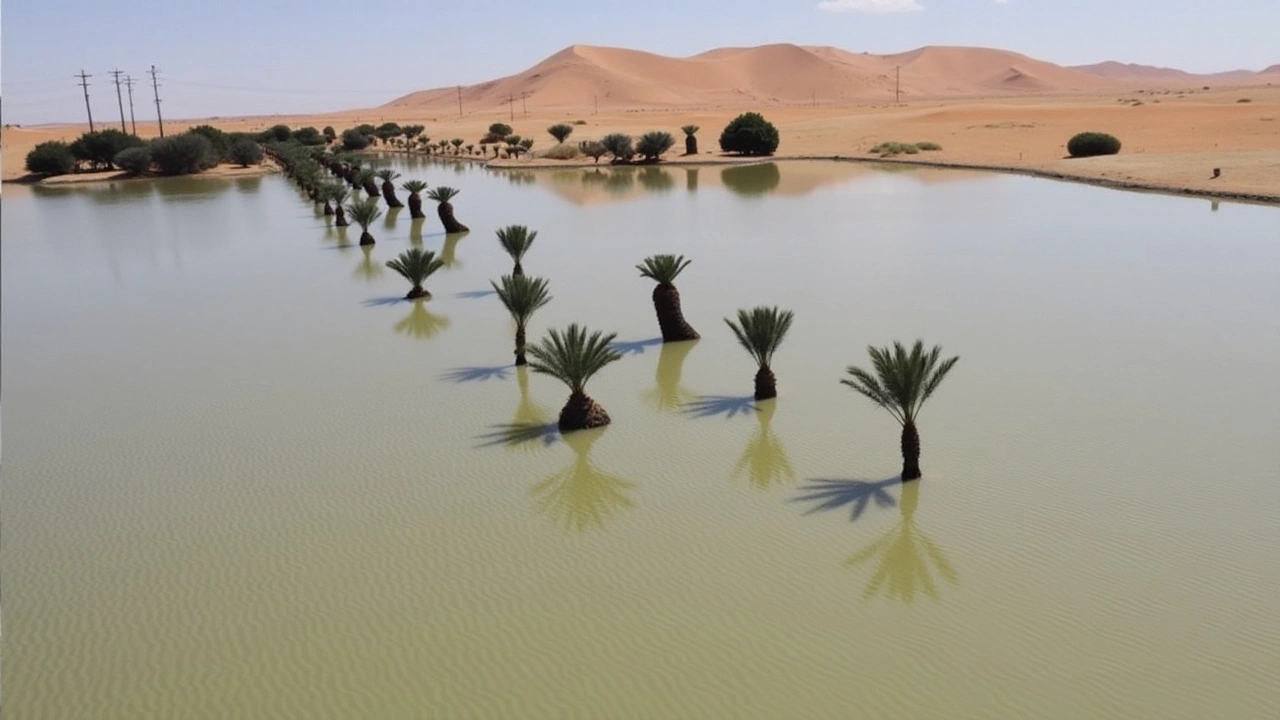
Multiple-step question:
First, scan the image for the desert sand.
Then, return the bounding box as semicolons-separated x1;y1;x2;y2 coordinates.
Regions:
5;44;1278;201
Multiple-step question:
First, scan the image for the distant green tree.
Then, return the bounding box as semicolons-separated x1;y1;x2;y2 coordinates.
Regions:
341;128;371;150
600;133;634;163
636;131;675;161
548;123;574;144
355;123;377;137
25;140;76;175
150;134;217;175
227;138;264;167
258;124;292;142
293;126;326;145
187;124;231;159
113;146;152;175
719;112;780;156
69;129;145;169
375;122;402;144
322;125;337;142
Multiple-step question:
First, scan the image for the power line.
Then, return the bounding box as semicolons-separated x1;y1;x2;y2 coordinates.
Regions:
109;69;127;132
75;69;95;131
148;65;164;137
124;75;138;135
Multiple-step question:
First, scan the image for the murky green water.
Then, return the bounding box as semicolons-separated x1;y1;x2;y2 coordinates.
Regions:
3;160;1279;719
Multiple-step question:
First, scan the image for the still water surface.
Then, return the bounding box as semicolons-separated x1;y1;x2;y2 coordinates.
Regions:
3;160;1279;718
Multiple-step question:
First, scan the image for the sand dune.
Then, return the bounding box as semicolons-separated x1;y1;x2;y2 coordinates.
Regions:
1070;60;1275;86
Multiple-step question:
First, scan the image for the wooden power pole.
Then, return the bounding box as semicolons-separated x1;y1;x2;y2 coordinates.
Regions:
75;70;95;131
124;75;138;135
109;69;127;132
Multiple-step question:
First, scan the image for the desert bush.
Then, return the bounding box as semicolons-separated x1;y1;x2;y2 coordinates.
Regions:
489;122;513;137
636;131;675;161
548;123;574;144
870;141;941;156
228;138;264;167
187;125;231;158
1067;132;1122;158
375;122;402;144
258;124;292;142
114;146;152;175
915;141;942;151
718;112;779;156
572;119;587;125
25;140;76;175
354;123;376;136
579;140;607;164
70;129;145;169
150;133;217;175
1238;98;1253;103
600;133;634;163
322;126;337;141
293;126;326;145
542;143;581;160
342;128;371;150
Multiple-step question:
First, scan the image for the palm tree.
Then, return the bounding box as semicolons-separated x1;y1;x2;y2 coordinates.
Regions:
376;169;404;207
845;482;957;603
681;124;700;155
427;186;469;233
638;254;699;342
527;324;623;431
345;198;382;245
840;341;959;481
495;225;537;276
492;274;552;365
327;184;351;226
725;306;793;401
358;168;379;198
385;247;445;299
401;179;427;219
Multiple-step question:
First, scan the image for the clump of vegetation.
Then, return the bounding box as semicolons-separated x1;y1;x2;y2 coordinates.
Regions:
150;134;217;175
600;133;634;163
719;112;779;156
70;129;145;169
113;146;152;175
579;140;607;164
187;125;231;158
636;131;675;162
1237;98;1253;103
227;138;263;167
571;119;588;125
548;123;574;144
915;141;942;151
483;122;514;144
292;126;326;145
542;143;581;160
258;124;292;143
869;141;942;156
341;128;371;151
1066;132;1122;158
25;140;76;176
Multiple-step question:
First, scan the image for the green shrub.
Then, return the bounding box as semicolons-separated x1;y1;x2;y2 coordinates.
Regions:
341;128;371;150
579;140;607;164
548;123;574;144
488;122;513;137
293;126;325;145
227;138;264;167
600;133;634;163
1067;132;1122;158
915;141;942;151
150;134;217;175
636;131;675;161
114;146;152;175
187;125;230;158
322;126;337;141
375;122;402;143
258;124;292;142
69;129;144;169
719;112;779;156
542;143;581;160
25;140;76;175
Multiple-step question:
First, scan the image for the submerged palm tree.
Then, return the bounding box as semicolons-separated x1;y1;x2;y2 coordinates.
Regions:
845;481;957;603
495;225;537;276
725;306;794;400
322;183;349;221
359;168;380;198
427;186;469;233
492;274;552;365
376;169;404;207
527;324;623;431
531;428;635;532
401;179;428;219
386;247;445;299
681;124;700;155
841;340;959;481
638;254;699;342
345;198;382;245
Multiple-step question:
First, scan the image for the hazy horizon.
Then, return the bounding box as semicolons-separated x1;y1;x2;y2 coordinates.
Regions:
3;0;1278;125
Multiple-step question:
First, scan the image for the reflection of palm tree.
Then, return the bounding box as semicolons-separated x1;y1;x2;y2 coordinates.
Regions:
844;482;957;603
393;299;450;340
476;367;558;451
440;232;464;268
530;428;635;532
642;339;697;412
352;246;384;282
731;400;795;489
409;217;424;245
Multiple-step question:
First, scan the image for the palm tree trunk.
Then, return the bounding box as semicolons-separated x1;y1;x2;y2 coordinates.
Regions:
335;206;348;227
363;179;379;197
559;390;610;431
754;366;777;400
408;193;424;219
323;200;334;216
652;283;699;342
381;182;404;207
513;261;524;276
359;231;375;246
901;421;922;481
406;284;427;300
438;202;469;233
514;325;527;366
685;135;698;155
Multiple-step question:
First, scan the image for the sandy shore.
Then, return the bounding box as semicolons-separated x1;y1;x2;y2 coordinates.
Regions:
5;85;1277;202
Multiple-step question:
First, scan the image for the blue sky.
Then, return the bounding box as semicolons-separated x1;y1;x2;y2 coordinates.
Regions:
3;0;1277;125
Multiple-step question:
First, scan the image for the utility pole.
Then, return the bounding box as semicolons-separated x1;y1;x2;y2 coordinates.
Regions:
124;75;138;135
109;69;127;132
895;66;900;104
457;85;463;117
148;65;164;137
508;94;514;122
521;92;528;117
593;94;598;115
75;70;95;131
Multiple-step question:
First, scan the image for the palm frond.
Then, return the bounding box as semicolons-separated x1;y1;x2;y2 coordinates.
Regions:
401;179;427;193
723;306;794;369
636;254;692;284
526;323;622;394
495;225;538;263
374;168;400;182
843;340;959;425
345;198;382;230
681;125;700;136
427;185;460;203
385;247;445;285
491;274;552;326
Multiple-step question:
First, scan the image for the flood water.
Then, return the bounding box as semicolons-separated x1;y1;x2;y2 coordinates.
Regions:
3;159;1279;719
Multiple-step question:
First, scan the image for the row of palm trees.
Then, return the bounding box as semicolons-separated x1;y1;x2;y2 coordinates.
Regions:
269;142;960;481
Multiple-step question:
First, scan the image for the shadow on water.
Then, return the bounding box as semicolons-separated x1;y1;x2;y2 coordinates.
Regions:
610;337;663;356
455;289;497;300
642;340;698;412
477;368;558;450
794;477;900;522
731;400;795;488
352;246;384;282
683;394;758;419
393;299;450;340
530;428;635;533
721;163;781;198
440;365;512;383
841;481;959;603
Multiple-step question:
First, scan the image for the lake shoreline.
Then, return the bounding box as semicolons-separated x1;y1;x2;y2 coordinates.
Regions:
2;161;281;188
